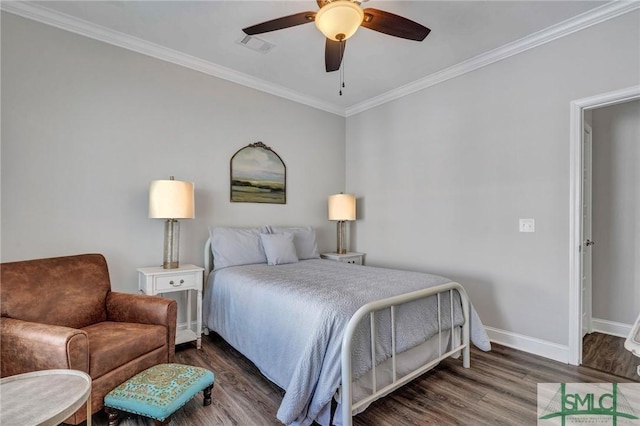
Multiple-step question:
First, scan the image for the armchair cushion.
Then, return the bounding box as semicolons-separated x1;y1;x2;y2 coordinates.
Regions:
83;322;167;379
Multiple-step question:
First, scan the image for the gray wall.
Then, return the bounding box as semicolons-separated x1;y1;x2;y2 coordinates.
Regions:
1;13;346;292
592;100;640;326
2;7;639;355
346;11;639;346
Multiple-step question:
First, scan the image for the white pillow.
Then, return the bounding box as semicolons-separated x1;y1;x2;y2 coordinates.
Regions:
259;232;299;266
268;226;320;260
209;226;268;270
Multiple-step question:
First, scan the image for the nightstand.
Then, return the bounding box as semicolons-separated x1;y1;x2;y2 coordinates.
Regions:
137;264;204;349
320;252;365;265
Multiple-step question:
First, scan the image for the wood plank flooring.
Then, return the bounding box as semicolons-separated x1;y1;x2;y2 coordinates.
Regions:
582;331;638;381
85;334;637;426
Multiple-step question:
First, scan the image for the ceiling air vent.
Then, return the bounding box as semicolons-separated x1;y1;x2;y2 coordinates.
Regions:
236;35;275;54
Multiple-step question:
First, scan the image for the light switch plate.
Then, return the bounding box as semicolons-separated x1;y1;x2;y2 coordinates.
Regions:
519;218;535;232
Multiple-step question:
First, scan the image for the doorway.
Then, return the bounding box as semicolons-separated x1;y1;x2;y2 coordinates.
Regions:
568;85;640;366
581;100;640;380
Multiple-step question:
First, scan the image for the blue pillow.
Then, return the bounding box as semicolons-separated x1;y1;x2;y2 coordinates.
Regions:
259;232;299;266
267;226;320;260
209;226;268;270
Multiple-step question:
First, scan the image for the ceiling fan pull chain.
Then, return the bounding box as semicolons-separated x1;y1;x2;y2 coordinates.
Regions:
339;40;345;96
342;44;346;89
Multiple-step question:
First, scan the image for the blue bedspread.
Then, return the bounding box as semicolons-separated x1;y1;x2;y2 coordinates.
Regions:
203;259;490;425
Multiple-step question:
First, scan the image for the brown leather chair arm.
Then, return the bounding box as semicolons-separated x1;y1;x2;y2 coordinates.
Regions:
0;317;89;377
106;292;177;361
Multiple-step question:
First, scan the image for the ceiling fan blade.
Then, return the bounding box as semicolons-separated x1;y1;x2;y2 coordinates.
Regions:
325;39;346;72
361;8;431;41
243;12;315;35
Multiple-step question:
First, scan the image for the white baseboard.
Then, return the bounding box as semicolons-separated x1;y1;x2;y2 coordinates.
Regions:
590;318;632;338
485;326;570;364
177;320;199;332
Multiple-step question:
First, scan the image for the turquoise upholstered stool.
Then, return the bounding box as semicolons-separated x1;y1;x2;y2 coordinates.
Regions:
104;363;214;426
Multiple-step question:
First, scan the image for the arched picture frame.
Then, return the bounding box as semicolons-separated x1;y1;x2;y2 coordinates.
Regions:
230;142;286;204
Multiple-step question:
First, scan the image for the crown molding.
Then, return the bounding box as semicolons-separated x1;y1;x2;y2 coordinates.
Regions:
0;1;347;117
2;1;637;118
345;1;640;116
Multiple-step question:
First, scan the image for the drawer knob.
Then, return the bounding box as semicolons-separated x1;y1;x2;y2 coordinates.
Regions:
169;279;184;286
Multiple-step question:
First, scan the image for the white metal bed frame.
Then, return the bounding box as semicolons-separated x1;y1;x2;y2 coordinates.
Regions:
203;238;471;426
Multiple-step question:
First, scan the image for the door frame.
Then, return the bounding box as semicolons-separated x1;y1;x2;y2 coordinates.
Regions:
581;122;593;339
568;85;640;365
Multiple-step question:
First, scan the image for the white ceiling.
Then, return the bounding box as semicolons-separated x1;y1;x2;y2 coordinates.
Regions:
8;1;617;114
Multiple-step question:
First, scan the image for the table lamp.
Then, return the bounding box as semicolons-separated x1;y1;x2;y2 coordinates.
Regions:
328;193;356;254
149;176;195;269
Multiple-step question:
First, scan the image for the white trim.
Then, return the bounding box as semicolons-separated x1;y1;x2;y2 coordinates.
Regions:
568;86;640;366
345;1;640;116
485;326;569;364
591;318;633;338
568;99;583;365
1;1;637;117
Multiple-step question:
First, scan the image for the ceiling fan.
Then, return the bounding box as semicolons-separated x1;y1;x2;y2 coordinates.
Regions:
242;0;431;73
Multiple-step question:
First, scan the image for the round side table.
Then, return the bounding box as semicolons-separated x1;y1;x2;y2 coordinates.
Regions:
0;369;92;426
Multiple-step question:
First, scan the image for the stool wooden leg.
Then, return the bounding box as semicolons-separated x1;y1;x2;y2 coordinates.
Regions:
105;407;119;426
203;384;214;406
154;417;171;426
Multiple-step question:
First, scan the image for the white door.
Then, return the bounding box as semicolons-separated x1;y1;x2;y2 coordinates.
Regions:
581;123;594;338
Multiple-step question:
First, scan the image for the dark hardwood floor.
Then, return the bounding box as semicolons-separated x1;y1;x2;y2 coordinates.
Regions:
86;334;637;426
582;331;639;381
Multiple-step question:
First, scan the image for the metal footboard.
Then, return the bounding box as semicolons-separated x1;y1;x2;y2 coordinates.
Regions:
340;282;471;426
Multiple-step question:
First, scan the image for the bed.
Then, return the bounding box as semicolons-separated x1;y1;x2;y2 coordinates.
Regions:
625;312;640;377
202;226;490;426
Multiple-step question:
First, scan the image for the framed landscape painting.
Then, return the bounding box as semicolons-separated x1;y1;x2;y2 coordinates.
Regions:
230;142;286;204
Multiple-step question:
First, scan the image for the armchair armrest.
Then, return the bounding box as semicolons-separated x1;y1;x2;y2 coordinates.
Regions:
106;292;177;361
0;317;89;377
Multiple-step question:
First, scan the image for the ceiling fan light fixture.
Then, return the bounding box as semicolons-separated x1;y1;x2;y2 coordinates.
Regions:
315;1;364;41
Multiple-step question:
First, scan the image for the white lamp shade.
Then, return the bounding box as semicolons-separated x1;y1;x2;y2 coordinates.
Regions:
315;1;364;41
328;193;356;221
148;179;195;219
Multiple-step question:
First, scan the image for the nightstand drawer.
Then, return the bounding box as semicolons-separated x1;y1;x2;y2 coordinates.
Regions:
155;273;197;292
339;255;362;265
320;252;365;265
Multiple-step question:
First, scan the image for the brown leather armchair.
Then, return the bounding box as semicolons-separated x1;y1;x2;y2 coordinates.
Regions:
1;254;178;424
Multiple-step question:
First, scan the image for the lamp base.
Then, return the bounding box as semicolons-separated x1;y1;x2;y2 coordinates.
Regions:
336;220;347;254
163;261;179;269
163;219;180;269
